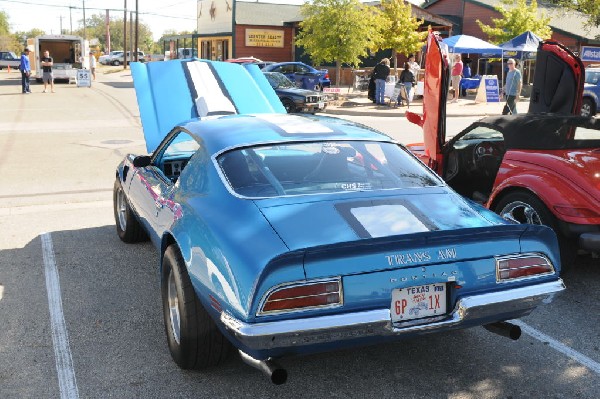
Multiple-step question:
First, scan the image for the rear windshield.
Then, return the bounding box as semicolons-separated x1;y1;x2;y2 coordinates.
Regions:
217;141;442;198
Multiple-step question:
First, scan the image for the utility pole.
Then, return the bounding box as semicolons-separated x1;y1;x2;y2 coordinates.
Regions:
106;9;111;53
135;0;139;62
83;0;87;39
130;11;134;60
124;0;127;69
69;7;73;34
60;15;63;34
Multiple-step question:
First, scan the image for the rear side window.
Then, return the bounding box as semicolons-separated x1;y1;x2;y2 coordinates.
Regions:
217;141;442;198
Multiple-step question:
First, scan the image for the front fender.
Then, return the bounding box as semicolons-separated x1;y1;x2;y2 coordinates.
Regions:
489;168;596;224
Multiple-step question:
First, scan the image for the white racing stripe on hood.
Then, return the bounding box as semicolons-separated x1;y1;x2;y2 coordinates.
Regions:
186;61;237;117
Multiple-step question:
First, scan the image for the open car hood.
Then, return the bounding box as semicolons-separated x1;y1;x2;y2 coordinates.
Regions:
406;32;449;172
131;59;285;153
528;40;584;115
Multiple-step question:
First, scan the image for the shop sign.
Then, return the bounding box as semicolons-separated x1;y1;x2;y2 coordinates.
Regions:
246;29;284;48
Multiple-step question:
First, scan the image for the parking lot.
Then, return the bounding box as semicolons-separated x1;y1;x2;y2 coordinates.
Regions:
0;68;599;398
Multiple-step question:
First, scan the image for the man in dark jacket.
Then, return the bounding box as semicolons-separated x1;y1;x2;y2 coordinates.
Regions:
372;58;390;105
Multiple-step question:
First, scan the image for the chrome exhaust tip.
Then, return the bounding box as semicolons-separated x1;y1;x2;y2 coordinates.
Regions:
239;350;288;385
484;321;522;340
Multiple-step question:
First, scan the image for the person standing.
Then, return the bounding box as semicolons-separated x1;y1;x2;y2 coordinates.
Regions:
407;54;420;78
372;58;390;105
19;48;31;94
397;62;416;106
89;51;97;81
41;50;55;93
502;58;522;115
450;54;463;103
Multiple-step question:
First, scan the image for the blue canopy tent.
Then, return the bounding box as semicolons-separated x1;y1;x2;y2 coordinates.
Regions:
442;34;503;56
499;31;542;60
441;35;504;95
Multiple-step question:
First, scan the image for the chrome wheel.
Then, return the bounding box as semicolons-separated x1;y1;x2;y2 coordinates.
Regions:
580;99;594;117
499;200;542;225
167;270;181;344
116;186;127;231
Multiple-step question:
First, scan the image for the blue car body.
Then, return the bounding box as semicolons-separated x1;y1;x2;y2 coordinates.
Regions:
115;58;564;379
582;67;600;116
262;61;331;91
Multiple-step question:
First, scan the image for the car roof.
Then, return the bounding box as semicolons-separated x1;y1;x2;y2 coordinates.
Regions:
474;114;600;150
179;114;392;155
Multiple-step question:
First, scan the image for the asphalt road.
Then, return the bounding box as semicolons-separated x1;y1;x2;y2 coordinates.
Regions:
0;67;598;399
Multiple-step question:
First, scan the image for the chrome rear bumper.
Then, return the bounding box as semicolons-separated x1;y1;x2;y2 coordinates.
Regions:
221;280;564;351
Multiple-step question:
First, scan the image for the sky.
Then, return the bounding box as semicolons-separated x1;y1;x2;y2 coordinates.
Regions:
0;0;314;40
1;0;421;41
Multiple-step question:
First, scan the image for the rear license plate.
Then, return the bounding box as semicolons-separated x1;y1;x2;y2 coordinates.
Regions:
391;283;447;323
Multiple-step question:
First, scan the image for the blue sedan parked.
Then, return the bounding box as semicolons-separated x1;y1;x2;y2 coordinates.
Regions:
262;61;331;91
116;59;564;385
582;66;600;117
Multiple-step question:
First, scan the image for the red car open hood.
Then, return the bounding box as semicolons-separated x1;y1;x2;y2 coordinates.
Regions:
406;32;449;173
528;40;584;115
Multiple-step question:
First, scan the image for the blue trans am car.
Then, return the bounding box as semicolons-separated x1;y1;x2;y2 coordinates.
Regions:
114;59;565;384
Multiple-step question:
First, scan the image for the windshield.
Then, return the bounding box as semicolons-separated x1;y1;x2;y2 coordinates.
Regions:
585;70;600;85
264;72;295;89
217;141;443;198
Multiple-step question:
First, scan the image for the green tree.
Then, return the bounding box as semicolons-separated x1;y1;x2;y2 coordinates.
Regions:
295;0;385;86
0;10;10;35
72;13;156;53
476;0;552;44
548;0;600;31
379;0;427;74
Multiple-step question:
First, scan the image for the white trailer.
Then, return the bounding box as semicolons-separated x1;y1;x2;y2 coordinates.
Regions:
34;34;88;82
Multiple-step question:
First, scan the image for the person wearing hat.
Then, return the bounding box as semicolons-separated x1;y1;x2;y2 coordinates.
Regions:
502;58;522;115
89;51;97;81
19;48;31;94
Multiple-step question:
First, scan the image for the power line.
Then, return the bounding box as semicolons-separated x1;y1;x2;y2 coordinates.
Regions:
0;0;195;20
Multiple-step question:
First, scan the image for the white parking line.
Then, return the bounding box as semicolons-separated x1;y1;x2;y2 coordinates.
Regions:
41;233;80;399
513;319;600;375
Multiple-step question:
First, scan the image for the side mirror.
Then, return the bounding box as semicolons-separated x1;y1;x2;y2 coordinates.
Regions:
133;155;151;167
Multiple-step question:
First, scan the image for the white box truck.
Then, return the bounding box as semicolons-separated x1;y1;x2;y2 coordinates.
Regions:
34;34;88;82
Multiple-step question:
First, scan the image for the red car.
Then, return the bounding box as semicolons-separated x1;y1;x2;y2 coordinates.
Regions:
406;33;600;266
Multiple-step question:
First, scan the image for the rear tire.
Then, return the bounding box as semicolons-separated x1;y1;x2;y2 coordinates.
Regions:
494;191;577;270
113;179;147;243
112;60;121;66
581;98;596;117
161;245;232;369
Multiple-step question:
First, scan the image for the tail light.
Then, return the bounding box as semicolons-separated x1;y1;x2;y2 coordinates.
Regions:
324;72;329;80
258;278;342;315
496;254;555;282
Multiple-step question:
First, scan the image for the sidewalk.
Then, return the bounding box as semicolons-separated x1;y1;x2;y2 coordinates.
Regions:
325;89;529;118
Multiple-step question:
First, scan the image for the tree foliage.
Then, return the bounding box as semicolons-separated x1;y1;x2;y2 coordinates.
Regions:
379;0;427;73
547;0;600;30
476;0;552;44
295;0;385;85
0;10;10;35
71;13;156;53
